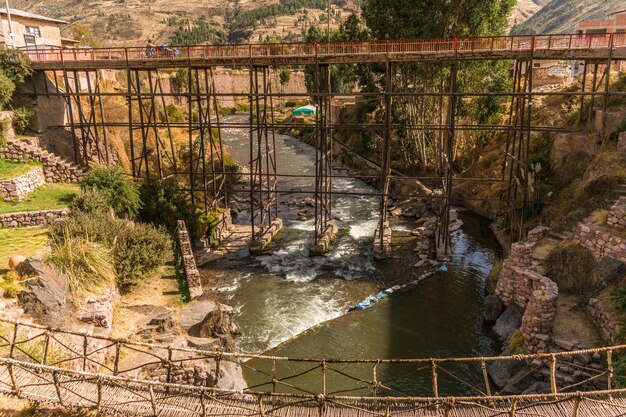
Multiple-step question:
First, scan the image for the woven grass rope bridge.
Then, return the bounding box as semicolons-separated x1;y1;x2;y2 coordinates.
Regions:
0;319;626;416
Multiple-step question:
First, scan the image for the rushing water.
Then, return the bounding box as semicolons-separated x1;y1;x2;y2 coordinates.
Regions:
200;115;503;395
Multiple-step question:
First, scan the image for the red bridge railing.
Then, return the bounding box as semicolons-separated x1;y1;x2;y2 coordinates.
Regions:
24;33;625;65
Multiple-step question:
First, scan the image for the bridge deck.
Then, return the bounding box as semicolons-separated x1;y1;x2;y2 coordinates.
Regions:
28;34;625;70
2;361;626;417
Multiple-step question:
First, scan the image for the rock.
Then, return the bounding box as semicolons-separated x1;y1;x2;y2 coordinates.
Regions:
149;311;174;333
8;255;26;270
493;305;524;342
16;259;77;329
186;336;219;350
521;381;551;395
488;351;528;389
178;300;220;331
193;307;231;338
483;294;505;323
500;366;539;395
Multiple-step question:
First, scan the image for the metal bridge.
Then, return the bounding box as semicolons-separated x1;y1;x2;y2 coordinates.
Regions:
2;318;626;416
22;33;625;256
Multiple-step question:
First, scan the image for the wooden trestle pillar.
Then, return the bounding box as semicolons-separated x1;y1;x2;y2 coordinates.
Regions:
248;66;281;255
310;64;337;256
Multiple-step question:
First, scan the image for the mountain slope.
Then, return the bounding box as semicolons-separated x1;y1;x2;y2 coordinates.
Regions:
11;0;359;45
511;0;626;34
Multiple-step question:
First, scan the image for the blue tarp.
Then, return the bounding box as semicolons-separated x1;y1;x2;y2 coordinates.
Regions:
292;105;316;116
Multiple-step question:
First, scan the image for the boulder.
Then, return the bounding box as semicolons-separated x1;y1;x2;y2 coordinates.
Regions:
493;305;524;342
16;259;77;329
178;300;220;331
193;307;230;338
483;294;505;322
521;381;551;395
8;255;26;270
488;351;528;389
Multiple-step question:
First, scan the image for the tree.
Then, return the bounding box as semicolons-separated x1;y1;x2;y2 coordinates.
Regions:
0;48;32;84
69;23;101;47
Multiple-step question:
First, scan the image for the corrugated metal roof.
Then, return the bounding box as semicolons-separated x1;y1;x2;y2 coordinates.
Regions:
0;8;67;25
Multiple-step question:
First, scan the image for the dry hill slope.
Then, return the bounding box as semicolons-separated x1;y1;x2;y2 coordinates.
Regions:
511;0;626;34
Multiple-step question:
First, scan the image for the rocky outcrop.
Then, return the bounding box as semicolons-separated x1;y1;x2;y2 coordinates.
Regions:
15;259;78;329
0;208;69;228
76;288;119;329
0;138;86;183
0;167;45;202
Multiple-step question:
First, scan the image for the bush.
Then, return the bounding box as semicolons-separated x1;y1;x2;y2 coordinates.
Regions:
0;270;22;298
546;243;597;294
115;223;171;288
69;189;111;215
12;106;34;135
139;179;203;240
507;330;527;354
81;166;141;216
0;71;15;110
0;117;10;148
0;48;32;84
163;104;186;123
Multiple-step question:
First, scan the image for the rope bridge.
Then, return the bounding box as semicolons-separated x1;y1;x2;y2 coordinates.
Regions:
2;318;626;416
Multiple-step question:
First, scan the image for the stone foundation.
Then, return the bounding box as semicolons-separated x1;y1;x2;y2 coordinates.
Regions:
0;167;45;201
587;297;622;344
309;219;338;256
250;218;283;255
607;197;626;229
495;236;559;353
76;288;119;329
573;223;626;262
176;220;203;299
0;208;69;228
372;221;391;260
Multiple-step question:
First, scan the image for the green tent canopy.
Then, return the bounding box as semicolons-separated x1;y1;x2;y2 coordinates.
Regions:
292;105;316;116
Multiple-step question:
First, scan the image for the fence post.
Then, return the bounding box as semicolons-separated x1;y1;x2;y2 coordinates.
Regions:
7;362;19;394
9;322;18;359
113;341;121;376
607;349;614;391
149;385;158;417
481;360;491;398
97;377;103;410
572;393;582;417
41;332;50;365
166;347;173;384
53;371;64;406
82;334;88;371
430;359;439;400
549;355;558;394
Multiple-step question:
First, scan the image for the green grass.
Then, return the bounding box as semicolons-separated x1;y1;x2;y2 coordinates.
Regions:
0;160;42;180
0;183;79;215
0;227;49;271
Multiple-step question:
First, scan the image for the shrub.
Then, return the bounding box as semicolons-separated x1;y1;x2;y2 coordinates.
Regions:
0;117;10;148
163;104;186;123
0;48;32;84
507;330;527;354
0;71;15;110
48;233;116;299
0;270;22;298
81;166;141;216
12;106;34;135
114;223;171;288
69;189;111;215
139;179;203;240
546;243;596;294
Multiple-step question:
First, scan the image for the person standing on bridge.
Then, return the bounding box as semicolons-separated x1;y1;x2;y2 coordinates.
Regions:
146;39;156;58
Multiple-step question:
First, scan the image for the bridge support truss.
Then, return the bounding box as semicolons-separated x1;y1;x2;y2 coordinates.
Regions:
248;66;281;255
310;64;337;256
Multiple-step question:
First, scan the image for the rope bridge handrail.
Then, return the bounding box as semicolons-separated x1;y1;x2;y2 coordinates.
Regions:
0;317;625;406
0;317;624;366
2;358;626;416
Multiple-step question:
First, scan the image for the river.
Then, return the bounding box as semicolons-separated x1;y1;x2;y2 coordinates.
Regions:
199;115;503;396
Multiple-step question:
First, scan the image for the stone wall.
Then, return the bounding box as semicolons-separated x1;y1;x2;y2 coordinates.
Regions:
177;220;203;300
0;138;85;183
573;223;626;262
495;238;559;353
587;297;622;344
608;197;626;229
0;208;69;228
76;288;119;329
0;167;45;201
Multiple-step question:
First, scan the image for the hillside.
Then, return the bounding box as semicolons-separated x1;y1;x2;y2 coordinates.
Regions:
508;0;551;29
12;0;360;46
511;0;626;34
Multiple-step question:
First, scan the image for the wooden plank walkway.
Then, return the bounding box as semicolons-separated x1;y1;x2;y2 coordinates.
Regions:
2;361;626;416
